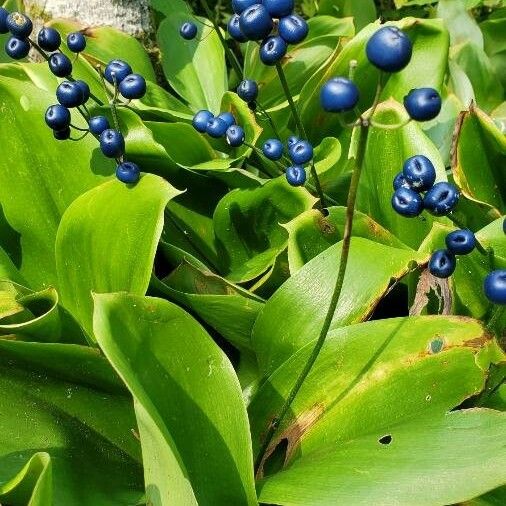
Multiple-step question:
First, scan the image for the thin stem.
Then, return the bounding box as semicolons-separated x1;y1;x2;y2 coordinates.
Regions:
366;72;384;122
70;123;89;132
96;64;114;100
256;102;282;140
110;73;122;133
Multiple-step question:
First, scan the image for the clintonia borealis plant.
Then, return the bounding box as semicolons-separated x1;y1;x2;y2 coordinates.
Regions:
0;0;504;504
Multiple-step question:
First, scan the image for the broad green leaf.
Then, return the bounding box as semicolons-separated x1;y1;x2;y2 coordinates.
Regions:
318;0;377;31
438;0;484;48
93;292;258;506
252;237;425;375
56;174;180;339
481;15;506;90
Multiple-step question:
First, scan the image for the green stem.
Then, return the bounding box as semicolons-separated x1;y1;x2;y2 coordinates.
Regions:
256;102;282;140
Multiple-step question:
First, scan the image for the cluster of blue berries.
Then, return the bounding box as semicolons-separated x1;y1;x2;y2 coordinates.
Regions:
228;0;308;65
192;109;245;147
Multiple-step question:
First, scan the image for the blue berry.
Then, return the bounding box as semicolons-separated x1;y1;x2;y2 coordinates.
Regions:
289;140;313;165
260;36;287;65
48;52;72;77
445;229;476;255
393;172;411;191
263;0;294;18
239;5;273;41
237;79;258;103
67;32;86;53
192;110;214;133
119;74;146;100
180;22;197;40
100;129;125;158
484;270;506;305
226;125;245;147
6;12;32;38
206;117;228;138
286;165;306;186
116;161;140;184
53;127;71;141
423;182;459;216
287;135;299;149
56;81;83;108
0;7;9;34
366;26;412;72
104;59;132;84
232;0;257;14
391;187;423;217
320;77;359;113
503;217;506;234
75;80;90;105
45;104;71;130
402;155;436;191
404;88;442;122
278;14;308;44
89;116;110;136
263;139;284;160
217;112;236;128
5;36;29;59
37;27;61;51
228;15;248;42
429;250;456;279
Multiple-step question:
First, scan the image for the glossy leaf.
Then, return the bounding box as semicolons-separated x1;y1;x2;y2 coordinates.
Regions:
318;0;377;31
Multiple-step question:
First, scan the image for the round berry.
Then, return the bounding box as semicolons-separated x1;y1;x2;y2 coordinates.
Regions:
119;74;147;100
260;36;287;65
67;31;86;53
393;172;411;191
56;81;84;108
263;139;284;160
5;36;29;59
429;249;456;279
48;52;72;77
75;80;90;105
37;27;61;51
89;116;110;136
116;161;140;184
287;135;299;149
286;165;306;186
366;26;412;72
484;270;506;305
45;104;71;130
402;154;436;191
391;187;423;217
278;14;308;44
217;112;236;128
104;59;132;84
320;77;359;113
206;117;228;138
404;88;442;122
237;79;258;103
423;182;459;216
239;4;273;41
232;0;257;14
0;7;9;34
100;129;125;158
228;14;248;42
180;21;197;40
53;127;71;141
226;125;245;147
445;229;476;255
289;140;313;165
263;0;294;18
193;110;214;133
6;12;32;38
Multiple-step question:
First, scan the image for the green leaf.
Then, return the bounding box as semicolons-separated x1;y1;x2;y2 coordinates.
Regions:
93;292;258;506
56;174;180;339
252;237;425;375
481;15;506;90
318;0;377;31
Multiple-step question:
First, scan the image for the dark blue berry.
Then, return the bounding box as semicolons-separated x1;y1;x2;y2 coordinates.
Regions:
503;217;506;234
402;154;436;191
53;127;71;141
263;139;284;160
6;12;32;38
393;172;411;191
217;112;236;128
228;14;248;42
89;116;110;136
239;5;273;41
48;52;72;77
206;117;228;138
100;129;125;158
263;0;294;18
366;26;412;72
119;74;146;100
232;0;257;14
278;14;308;44
67;32;86;53
116;161;140;184
0;7;9;34
287;135;299;149
404;88;442;122
37;27;61;51
320;77;359;113
192;110;214;133
180;22;197;40
75;80;90;105
429;249;456;279
445;229;476;255
391;187;423;217
226;125;245;147
484;270;506;305
45;104;71;130
286;165;306;186
5;36;29;59
423;182;459;216
289;140;313;165
260;36;287;65
56;81;84;108
237;79;258;103
104;59;132;84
